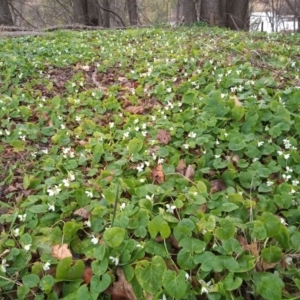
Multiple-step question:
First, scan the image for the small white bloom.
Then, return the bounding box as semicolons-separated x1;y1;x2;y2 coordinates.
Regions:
277;150;283;156
266;181;274;187
285;257;293;265
84;219;91;227
47;185;61;196
284;154;290;159
85;191;93;198
18;214;27;222
91;235;98;244
1;259;9;273
290;189;296;195
123;131;130;138
286;166;293;173
109;122;114;128
146;195;154;202
136;163;144;172
157;158;165;164
258;141;264;147
136;243;143;248
109;256;119;266
13;228;20;236
188;132;196;138
142;131;147;137
48;203;55;211
166;204;176;214
282;174;291;181
43;261;51;271
214;154;221;159
24;244;31;251
63;178;70;187
292;180;299;186
69;173;75;181
120;203;126;211
183;143;189;149
139;178;146;183
75;116;81;122
280;217;288;226
61;124;66;130
215;139;219;145
166;87;172;93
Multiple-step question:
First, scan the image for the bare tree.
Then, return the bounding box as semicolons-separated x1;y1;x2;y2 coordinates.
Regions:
285;0;300;32
0;0;13;25
126;0;138;25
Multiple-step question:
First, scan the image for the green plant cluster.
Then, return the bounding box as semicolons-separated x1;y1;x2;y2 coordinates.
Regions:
0;27;300;300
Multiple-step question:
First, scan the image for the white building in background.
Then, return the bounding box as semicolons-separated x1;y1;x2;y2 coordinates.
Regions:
250;12;298;33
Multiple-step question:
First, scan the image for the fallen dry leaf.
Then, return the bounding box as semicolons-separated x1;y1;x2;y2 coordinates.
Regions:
157;129;171;145
151;164;165;184
125;105;144;114
184;165;195;181
176;159;186;175
73;207;91;219
105;267;137;300
51;244;72;260
233;95;242;106
83;266;93;284
209;179;226;194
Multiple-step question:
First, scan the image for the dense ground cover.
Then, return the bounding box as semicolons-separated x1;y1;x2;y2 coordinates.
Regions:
0;25;300;300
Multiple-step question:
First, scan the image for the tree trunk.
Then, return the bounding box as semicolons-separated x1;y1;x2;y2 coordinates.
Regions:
200;0;226;27
226;0;249;30
73;0;88;24
87;0;99;25
0;0;13;25
200;0;249;30
126;0;138;26
182;0;197;25
102;0;110;28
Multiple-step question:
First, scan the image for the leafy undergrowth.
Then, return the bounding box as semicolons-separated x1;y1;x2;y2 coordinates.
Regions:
0;26;300;300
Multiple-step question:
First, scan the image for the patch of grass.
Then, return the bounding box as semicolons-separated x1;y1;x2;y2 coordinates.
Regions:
0;27;300;300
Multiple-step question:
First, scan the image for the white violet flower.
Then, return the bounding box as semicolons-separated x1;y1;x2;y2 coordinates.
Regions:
91;235;98;244
43;261;51;271
85;191;93;198
24;244;31;251
109;256;119;266
48;203;55;211
166;204;176;214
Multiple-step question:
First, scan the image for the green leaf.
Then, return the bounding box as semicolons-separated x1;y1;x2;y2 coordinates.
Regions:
261;246;282;263
179;237;206;253
253;272;284;300
259;212;282;238
135;256;166;293
148;215;171;239
222;238;243;255
223;273;243;291
162;270;188;299
103;227;126;248
128;138;143;154
10;140;26;152
39;275;54;294
215;218;235;240
92;144;104;164
22;274;40;288
17;285;30;300
182;91;197;104
91;258;108;276
56;257;85;280
90;274;111;299
63;221;82;243
228;137;246;151
231;106;245;121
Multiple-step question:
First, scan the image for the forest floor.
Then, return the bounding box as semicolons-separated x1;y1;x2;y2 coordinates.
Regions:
0;25;300;300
